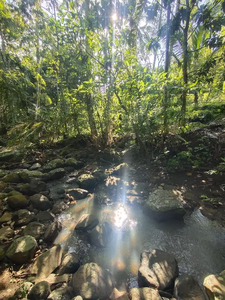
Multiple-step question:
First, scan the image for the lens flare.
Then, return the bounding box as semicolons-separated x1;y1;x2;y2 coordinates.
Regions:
114;205;128;228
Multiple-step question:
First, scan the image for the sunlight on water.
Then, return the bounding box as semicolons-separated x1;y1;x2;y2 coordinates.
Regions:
114;205;128;228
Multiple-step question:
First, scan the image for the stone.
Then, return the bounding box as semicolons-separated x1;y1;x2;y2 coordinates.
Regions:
43;168;66;182
64;157;84;169
144;188;186;221
0;247;5;260
58;252;80;275
30;194;52;211
6;235;37;264
0;226;14;241
0;149;21;162
16;282;34;299
0;192;7;200
174;275;205;300
45;273;71;285
20;170;44;179
110;288;129;300
7;191;28;209
36;211;54;222
16;183;31;195
47;285;73;300
204;270;225;300
2;173;20;183
111;163;129;177
23;222;46;239
30;179;47;194
30;163;41;171
72;297;83;300
138;249;178;290
0;212;12;223
28;281;51;300
88;222;112;247
44;221;62;243
51;201;67;214
76;214;99;231
13;209;35;226
43;159;65;172
32;245;62;282
129;288;162;300
0;181;7;192
77;173;98;190
66;188;88;200
72;263;114;299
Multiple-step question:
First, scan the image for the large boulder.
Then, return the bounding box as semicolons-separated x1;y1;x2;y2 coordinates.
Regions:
58;252;80;275
144;187;186;221
7;191;28;209
88;222;112;247
174;275;206;300
23;222;46;239
129;288;162;300
43;168;66;182
72;263;114;299
204;270;225;299
30;194;52;210
32;245;62;282
138;249;178;290
6;235;37;264
28;281;51;300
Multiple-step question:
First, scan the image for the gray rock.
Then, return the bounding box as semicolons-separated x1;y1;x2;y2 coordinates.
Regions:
51;201;68;214
129;287;162;300
174;275;206;300
43;159;65;172
30;194;52;211
76;214;99;231
7;191;28;209
28;281;50;300
0;181;7;192
44;168;66;182
72;263;114;299
144;188;186;221
30;180;47;194
23;222;46;239
58;252;80;275
66;188;88;200
32;245;62;282
0;226;14;241
13;209;35;226
47;285;73;300
138;249;178;290
6;235;37;264
36;211;54;222
88;222;112;247
16;183;31;195
44;221;62;243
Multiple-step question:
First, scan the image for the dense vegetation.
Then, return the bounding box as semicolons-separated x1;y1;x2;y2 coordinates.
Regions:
0;0;225;148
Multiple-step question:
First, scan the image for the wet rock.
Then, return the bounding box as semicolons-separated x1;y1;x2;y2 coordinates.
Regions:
47;285;73;300
64;157;84;169
138;249;178;290
28;281;51;300
36;211;54;223
30;179;47;194
44;168;66;182
6;235;37;264
58;252;80;275
111;163;129;177
0;226;14;241
7;191;28;209
204;270;225;299
174;275;205;300
0;181;7;192
76;214;99;231
129;287;162;300
72;262;114;299
30;163;41;171
30;194;52;211
32;245;62;282
66;177;79;185
0;212;12;223
23;222;45;239
66;188;88;200
0;246;5;260
144;188;186;221
77;173;99;190
44;220;62;243
43;159;65;172
13;209;35;226
2;173;20;183
88;222;112;247
51;201;68;214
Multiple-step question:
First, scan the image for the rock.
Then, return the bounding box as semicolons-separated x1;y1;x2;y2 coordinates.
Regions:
2;173;20;183
28;281;51;300
0;246;5;260
36;211;54;222
0;226;14;241
0;181;7;192
76;214;99;231
77;173;99;190
144;188;186;221
111;163;129;177
19;170;44;181
72;263;114;299
6;235;37;264
16;282;34;299
0;192;7;200
16;183;31;195
44;273;71;285
110;288;129;300
58;252;80;275
64;157;84;169
44;168;66;182
0;212;12;223
174;275;205;300
30;163;41;171
30;194;52;211
43;159;65;172
23;222;45;239
138;249;178;290
47;285;73;300
0;149;21;162
51;201;68;214
30;179;47;194
13;209;35;226
66;188;88;200
44;221;62;243
72;297;83;300
32;245;62;282
7;191;28;209
129;288;162;300
204;270;225;300
88;222;112;247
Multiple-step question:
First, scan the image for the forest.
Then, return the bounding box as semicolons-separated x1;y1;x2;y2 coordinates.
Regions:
0;0;225;148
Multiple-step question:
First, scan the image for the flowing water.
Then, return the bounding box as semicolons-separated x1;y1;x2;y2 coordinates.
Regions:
54;191;225;289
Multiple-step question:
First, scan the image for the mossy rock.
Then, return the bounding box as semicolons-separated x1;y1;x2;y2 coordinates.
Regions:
2;173;20;183
7;191;28;209
0;149;22;162
0;181;7;192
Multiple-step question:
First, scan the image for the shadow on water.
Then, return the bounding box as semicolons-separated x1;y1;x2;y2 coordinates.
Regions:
55;194;225;288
